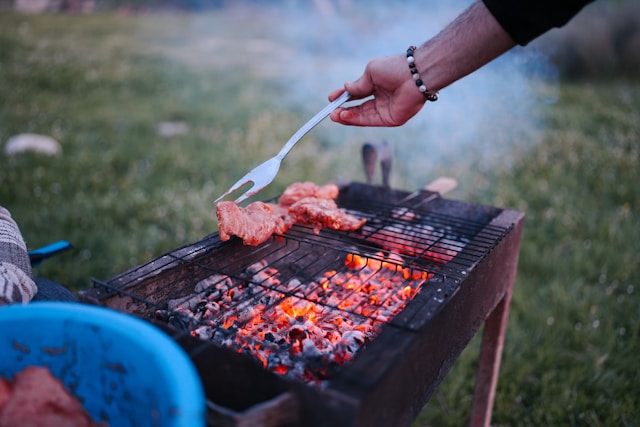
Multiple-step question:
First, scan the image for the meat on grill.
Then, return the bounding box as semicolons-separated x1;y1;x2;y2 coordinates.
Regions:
0;366;106;427
216;182;366;246
278;182;340;206
288;197;366;234
217;201;285;246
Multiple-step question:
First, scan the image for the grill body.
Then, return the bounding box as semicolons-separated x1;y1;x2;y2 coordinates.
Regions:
80;182;524;427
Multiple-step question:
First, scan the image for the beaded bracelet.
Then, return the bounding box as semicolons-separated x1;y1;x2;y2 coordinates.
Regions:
406;46;438;102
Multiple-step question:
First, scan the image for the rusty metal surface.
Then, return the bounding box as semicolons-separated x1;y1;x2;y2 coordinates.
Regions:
79;182;524;427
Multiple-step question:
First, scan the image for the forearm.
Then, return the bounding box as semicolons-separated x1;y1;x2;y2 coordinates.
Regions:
329;1;518;127
414;0;515;93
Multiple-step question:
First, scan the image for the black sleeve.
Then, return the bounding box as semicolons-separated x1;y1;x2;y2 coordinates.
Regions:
482;0;595;46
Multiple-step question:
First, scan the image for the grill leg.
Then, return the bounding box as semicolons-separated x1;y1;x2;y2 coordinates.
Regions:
469;284;513;427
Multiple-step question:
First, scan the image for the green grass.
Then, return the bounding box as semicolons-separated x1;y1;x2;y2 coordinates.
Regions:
1;9;638;427
0;11;349;288
490;82;639;426
415;81;640;426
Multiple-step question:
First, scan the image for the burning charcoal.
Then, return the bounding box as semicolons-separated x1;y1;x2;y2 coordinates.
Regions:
243;285;275;302
289;327;307;342
317;338;336;355
302;320;323;337
234;304;259;324
192;325;214;340
325;295;343;307
301;338;323;358
194;299;209;313
216;277;235;289
195;274;232;293
286;278;302;292
341;330;365;354
374;312;389;322
305;355;334;382
155;309;170;321
167;293;204;311
245;260;268;276
322;330;341;344
355;323;379;336
168;313;193;330
252;270;280;287
206;290;223;302
290;361;307;381
267;351;292;372
258;291;284;306
210;326;232;342
332;345;351;365
265;354;283;370
202;301;220;319
175;248;440;387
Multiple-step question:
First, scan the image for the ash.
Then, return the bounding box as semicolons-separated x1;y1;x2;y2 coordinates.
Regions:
157;252;430;387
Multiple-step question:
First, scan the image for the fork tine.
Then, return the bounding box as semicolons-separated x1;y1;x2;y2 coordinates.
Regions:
234;187;258;204
214;92;351;205
214;175;255;204
215;157;280;204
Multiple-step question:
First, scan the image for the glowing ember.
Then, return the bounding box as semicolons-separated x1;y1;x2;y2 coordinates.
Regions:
162;251;434;386
361;207;463;263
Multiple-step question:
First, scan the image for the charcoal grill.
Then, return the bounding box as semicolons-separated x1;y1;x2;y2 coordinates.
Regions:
79;181;524;427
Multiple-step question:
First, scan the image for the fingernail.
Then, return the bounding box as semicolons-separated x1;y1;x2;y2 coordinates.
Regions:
341;110;353;120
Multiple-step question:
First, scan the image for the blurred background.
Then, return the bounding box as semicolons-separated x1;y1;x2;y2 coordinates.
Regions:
1;0;638;425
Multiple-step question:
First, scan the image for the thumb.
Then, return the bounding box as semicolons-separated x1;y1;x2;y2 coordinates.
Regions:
344;75;375;100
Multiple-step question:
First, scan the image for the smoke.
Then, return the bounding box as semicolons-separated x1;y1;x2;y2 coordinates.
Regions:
263;0;558;189
145;0;558;190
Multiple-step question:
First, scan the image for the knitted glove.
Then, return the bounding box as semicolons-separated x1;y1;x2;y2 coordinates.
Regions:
0;206;37;304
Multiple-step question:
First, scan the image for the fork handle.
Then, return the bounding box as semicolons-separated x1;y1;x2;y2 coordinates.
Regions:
276;91;351;160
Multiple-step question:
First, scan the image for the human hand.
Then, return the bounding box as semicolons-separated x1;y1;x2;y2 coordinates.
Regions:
329;54;427;127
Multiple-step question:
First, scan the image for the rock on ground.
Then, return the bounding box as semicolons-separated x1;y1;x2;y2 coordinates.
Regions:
4;134;62;157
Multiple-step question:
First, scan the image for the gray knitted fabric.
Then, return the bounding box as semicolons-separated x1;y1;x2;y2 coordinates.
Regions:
0;206;37;304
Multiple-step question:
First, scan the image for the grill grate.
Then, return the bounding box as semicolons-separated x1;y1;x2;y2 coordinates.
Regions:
82;182;525;427
90;185;508;324
89;184;510;386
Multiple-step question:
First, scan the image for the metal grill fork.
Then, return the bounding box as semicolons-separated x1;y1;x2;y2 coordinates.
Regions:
214;91;351;204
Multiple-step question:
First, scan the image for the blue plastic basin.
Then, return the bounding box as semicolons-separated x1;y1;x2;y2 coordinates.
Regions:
0;302;205;427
